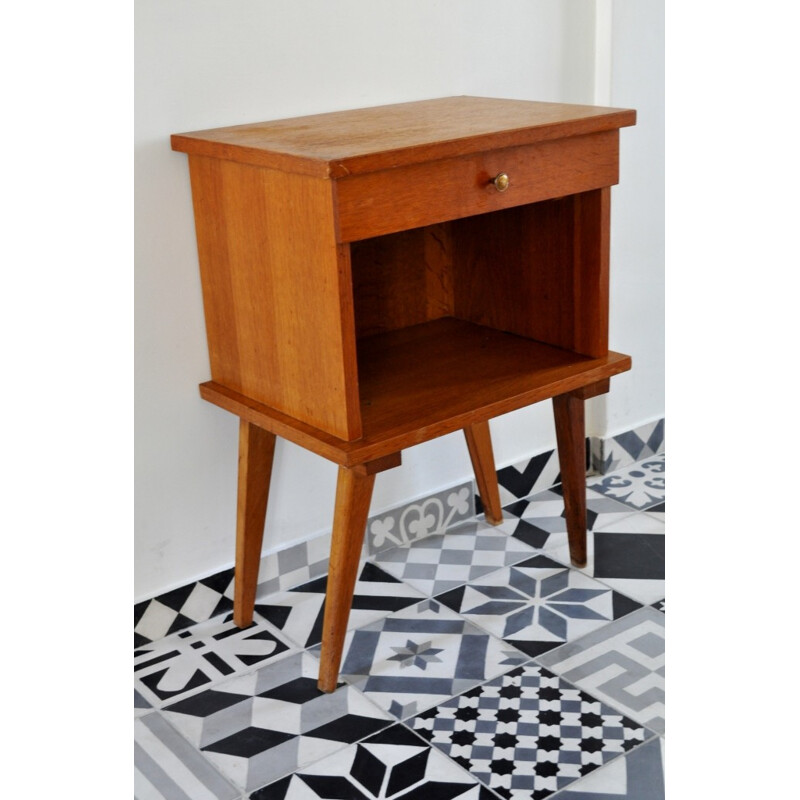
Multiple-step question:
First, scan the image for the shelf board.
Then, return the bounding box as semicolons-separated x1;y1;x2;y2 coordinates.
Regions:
199;318;630;466
357;317;629;444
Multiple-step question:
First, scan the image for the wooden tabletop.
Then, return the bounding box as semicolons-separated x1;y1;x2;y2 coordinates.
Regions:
171;96;636;178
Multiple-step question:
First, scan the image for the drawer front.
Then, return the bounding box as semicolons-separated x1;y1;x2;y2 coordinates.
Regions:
335;129;619;242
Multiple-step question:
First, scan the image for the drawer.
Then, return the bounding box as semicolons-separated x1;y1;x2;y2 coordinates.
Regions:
335;129;620;242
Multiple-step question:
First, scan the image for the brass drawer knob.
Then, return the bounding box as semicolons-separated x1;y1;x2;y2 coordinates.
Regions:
491;172;510;192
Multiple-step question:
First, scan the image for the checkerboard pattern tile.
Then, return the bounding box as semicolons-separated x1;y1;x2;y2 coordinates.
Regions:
372;519;538;597
134;452;665;799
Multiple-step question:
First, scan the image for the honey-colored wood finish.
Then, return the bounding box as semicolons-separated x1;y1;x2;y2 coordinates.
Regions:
187;156;361;441
233;421;276;627
553;392;588;568
336;131;619;242
172;96;635;178
172;97;636;691
464;421;503;525
351;225;454;338
317;466;376;692
199;328;631;467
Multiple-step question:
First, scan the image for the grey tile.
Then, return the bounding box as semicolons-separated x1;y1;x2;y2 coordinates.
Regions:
135;712;239;800
366;482;474;556
538;607;665;735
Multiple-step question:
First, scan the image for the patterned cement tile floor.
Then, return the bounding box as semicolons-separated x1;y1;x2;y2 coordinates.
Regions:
135;454;665;800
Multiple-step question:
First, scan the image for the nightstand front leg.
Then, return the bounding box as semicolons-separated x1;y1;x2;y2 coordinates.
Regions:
233;420;277;628
464;420;503;525
317;465;377;692
553;392;588;568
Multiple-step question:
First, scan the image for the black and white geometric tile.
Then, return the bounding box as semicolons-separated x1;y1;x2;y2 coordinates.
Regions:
372;519;537;597
317;598;528;721
587;455;665;511
134;569;235;648
498;488;636;555
546;507;665;607
254;723;497;799
409;663;651;800
161;650;393;792
591;419;664;474
553;737;665;799
435;555;642;658
253;561;425;650
134;612;296;708
537;607;665;736
491;448;562;507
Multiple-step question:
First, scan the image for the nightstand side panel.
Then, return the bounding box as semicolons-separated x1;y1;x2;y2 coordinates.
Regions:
187;155;361;440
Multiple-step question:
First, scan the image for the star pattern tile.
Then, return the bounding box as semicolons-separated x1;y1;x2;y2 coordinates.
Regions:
435;554;641;658
313;598;528;720
409;663;652;800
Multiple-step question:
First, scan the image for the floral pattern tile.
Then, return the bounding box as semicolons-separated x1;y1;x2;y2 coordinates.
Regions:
134;612;297;708
314;598;528;720
409;663;650;800
254;723;497;799
587;456;665;511
435;555;641;658
372;519;537;597
367;483;474;556
161;651;393;792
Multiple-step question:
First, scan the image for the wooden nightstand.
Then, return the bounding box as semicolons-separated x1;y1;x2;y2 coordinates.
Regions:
172;96;636;691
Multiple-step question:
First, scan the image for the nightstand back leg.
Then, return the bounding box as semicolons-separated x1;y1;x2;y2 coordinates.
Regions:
464;420;503;525
553;392;588;568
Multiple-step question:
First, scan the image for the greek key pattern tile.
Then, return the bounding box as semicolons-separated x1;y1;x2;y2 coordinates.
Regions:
409;663;650;800
537;607;665;736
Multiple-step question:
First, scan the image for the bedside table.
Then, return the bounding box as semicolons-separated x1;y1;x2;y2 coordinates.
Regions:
172;96;636;691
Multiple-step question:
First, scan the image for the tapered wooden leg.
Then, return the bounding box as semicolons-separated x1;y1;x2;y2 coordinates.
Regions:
464;420;503;525
553;392;588;568
233;420;276;628
318;465;376;692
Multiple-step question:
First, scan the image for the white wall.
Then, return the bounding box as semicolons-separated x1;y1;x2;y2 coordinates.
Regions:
135;0;664;602
601;0;665;436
